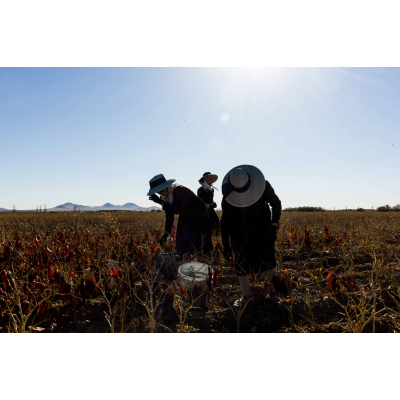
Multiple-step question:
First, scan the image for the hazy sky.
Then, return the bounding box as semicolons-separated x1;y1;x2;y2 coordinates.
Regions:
1;67;399;210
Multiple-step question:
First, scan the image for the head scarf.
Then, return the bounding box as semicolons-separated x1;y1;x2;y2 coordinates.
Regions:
202;181;214;192
160;183;177;204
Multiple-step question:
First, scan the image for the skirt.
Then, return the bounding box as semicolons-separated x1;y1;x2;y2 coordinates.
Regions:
229;225;276;276
176;210;212;259
208;207;220;235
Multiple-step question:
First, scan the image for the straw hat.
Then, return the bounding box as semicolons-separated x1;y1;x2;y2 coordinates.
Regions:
147;174;176;196
221;165;265;207
199;172;218;185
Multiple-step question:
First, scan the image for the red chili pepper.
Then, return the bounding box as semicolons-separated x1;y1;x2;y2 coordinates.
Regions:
22;302;30;315
208;268;213;283
38;301;47;314
212;271;218;286
206;269;215;293
33;281;48;293
1;271;11;287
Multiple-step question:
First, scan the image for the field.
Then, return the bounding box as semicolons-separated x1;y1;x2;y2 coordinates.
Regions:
1;210;400;333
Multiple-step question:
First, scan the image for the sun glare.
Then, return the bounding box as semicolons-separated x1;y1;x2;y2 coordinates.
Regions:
218;68;291;110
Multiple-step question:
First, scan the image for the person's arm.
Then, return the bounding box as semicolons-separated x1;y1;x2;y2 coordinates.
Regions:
162;186;186;215
160;186;187;245
210;189;217;208
264;180;282;227
197;187;210;208
164;212;174;234
148;194;163;205
221;198;232;257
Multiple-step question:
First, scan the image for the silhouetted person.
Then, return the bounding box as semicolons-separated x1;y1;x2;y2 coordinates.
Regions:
197;172;220;236
221;165;282;305
148;174;212;259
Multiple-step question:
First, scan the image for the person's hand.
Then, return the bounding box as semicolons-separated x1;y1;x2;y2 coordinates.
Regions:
269;224;277;242
212;202;217;209
149;194;163;205
160;232;169;246
223;245;232;259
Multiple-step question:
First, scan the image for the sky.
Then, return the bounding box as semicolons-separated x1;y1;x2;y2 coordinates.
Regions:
0;67;399;210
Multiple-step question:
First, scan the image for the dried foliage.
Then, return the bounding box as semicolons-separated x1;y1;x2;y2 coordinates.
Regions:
1;210;400;333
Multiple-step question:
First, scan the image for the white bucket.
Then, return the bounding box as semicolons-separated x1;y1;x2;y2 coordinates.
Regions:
178;262;214;309
178;262;213;291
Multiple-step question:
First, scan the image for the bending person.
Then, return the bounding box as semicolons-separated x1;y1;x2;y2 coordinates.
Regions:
148;174;212;259
197;172;220;236
221;165;282;305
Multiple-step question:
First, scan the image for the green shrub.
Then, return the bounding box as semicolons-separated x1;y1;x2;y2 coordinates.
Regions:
283;206;325;212
377;205;392;212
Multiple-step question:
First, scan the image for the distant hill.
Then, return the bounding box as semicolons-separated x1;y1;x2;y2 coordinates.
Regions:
48;202;160;212
0;203;161;212
54;202;88;210
122;203;139;208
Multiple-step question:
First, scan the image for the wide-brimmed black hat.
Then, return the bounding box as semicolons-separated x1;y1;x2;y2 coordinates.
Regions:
199;172;218;185
147;174;176;196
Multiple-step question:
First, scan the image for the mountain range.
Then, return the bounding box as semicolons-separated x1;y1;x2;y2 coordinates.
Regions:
0;203;161;212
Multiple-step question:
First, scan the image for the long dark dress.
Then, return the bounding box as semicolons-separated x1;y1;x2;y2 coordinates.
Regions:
197;186;220;235
221;180;282;276
163;185;212;258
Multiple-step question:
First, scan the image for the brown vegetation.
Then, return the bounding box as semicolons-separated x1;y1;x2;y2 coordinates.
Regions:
1;211;400;333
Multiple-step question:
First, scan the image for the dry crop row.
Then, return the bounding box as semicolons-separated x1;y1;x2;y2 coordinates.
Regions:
1;211;400;332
